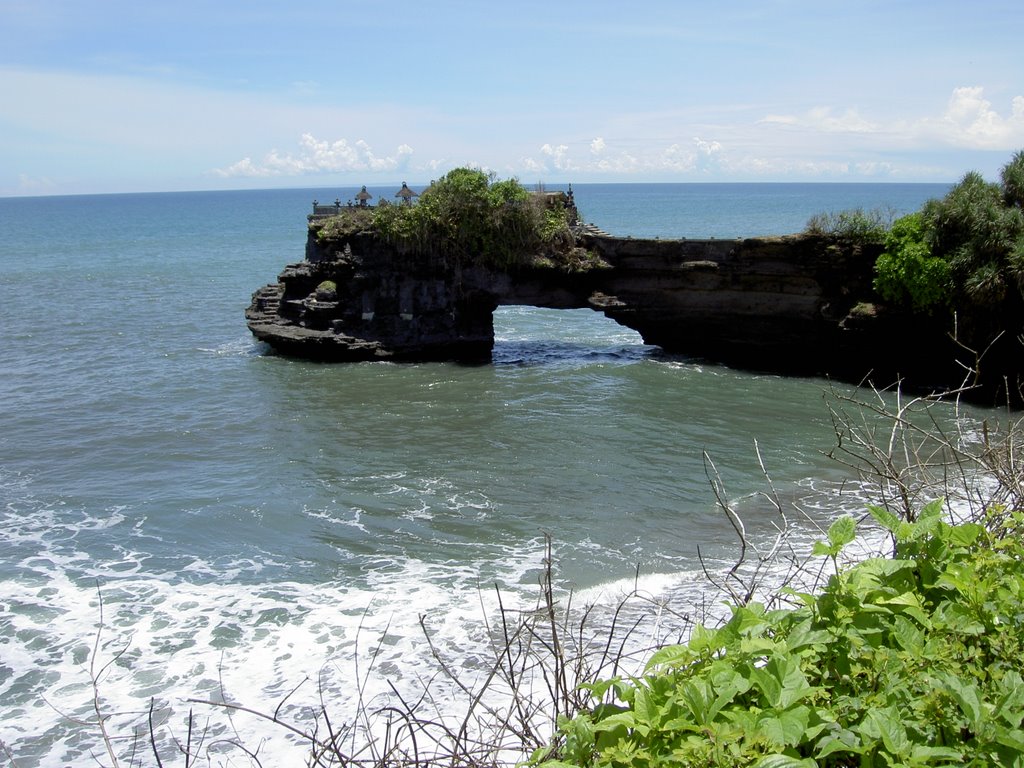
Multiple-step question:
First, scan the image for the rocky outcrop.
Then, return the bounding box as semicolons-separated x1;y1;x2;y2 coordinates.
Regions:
246;222;1018;398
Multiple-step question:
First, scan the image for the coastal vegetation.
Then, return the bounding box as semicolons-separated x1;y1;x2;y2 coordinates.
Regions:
532;505;1024;768
312;168;596;271
872;151;1024;314
803;207;892;243
802;150;1024;319
520;377;1024;768
371;168;577;269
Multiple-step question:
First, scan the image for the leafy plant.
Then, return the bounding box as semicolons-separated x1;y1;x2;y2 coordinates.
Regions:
369;168;578;269
534;502;1024;768
859;150;1024;315
873;212;951;312
804;207;892;242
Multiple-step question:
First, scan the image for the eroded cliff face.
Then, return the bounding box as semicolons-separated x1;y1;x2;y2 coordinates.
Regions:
246;224;1008;396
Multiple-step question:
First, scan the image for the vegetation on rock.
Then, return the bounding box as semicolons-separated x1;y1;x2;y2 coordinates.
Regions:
804;208;892;243
308;169;594;270
312;206;375;242
314;280;337;301
873;212;952;312
872;150;1024;312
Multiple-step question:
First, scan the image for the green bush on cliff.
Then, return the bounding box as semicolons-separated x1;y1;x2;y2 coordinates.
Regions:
870;150;1024;312
804;207;891;242
873;212;951;312
533;503;1024;768
312;207;375;241
370;168;576;269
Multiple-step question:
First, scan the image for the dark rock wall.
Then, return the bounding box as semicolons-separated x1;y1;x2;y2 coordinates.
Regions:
247;226;1019;400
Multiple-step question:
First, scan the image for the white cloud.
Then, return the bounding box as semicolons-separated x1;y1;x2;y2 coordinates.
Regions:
16;173;58;193
757;106;877;134
758;86;1024;151
523;143;574;174
694;137;722;156
213;134;414;177
927;86;1024;149
590;137;606;155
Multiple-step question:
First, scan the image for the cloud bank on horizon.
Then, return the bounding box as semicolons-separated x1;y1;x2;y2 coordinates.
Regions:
2;1;1023;196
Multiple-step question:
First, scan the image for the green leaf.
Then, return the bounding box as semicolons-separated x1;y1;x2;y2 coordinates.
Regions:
816;733;863;760
631;686;657;735
591;711;635;733
645;642;693;671
867;504;901;534
757;705;811;747
784;622;831;653
751;755;817;768
860;706;911;757
996;671;1024;725
938;674;985;732
828;515;857;549
908;744;964;762
877;591;931;627
917;498;945;525
680;678;715;726
891;615;926;653
994;728;1024;752
947;522;985;548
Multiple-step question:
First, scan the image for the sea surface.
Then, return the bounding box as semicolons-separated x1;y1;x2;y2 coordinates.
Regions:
0;182;957;766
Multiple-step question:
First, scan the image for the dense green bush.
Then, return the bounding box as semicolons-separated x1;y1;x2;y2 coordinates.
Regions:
534;502;1024;768
371;168;577;269
922;168;1024;304
872;151;1024;311
873;213;951;312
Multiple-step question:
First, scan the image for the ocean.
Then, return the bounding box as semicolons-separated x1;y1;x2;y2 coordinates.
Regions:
0;182;957;766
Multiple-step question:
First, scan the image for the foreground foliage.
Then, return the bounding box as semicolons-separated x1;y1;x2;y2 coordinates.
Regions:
535;502;1024;768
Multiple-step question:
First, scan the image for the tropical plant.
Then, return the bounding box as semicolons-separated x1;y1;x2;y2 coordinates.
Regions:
860;151;1024;313
1001;150;1024;210
533;502;1024;768
873;212;951;312
370;168;577;269
804;207;891;242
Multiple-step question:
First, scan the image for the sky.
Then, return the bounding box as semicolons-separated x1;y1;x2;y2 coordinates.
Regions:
2;1;1023;196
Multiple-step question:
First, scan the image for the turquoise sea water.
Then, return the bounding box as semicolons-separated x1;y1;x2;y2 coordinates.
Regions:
0;183;954;766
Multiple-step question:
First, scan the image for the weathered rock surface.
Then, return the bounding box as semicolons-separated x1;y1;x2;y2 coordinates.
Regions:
246;223;1018;399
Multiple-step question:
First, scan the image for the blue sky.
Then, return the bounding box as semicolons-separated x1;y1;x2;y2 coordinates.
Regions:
2;0;1023;196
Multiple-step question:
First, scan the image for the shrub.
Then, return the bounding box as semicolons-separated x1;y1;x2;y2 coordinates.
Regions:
1001;150;1024;210
922;165;1024;305
370;168;577;269
534;502;1024;768
865;150;1024;313
873;212;951;311
804;207;891;242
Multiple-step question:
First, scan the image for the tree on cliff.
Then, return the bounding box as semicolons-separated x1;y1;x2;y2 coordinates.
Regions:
370;168;577;268
874;150;1024;313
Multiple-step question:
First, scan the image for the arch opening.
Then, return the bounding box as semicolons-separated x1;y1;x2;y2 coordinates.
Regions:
491;306;653;366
